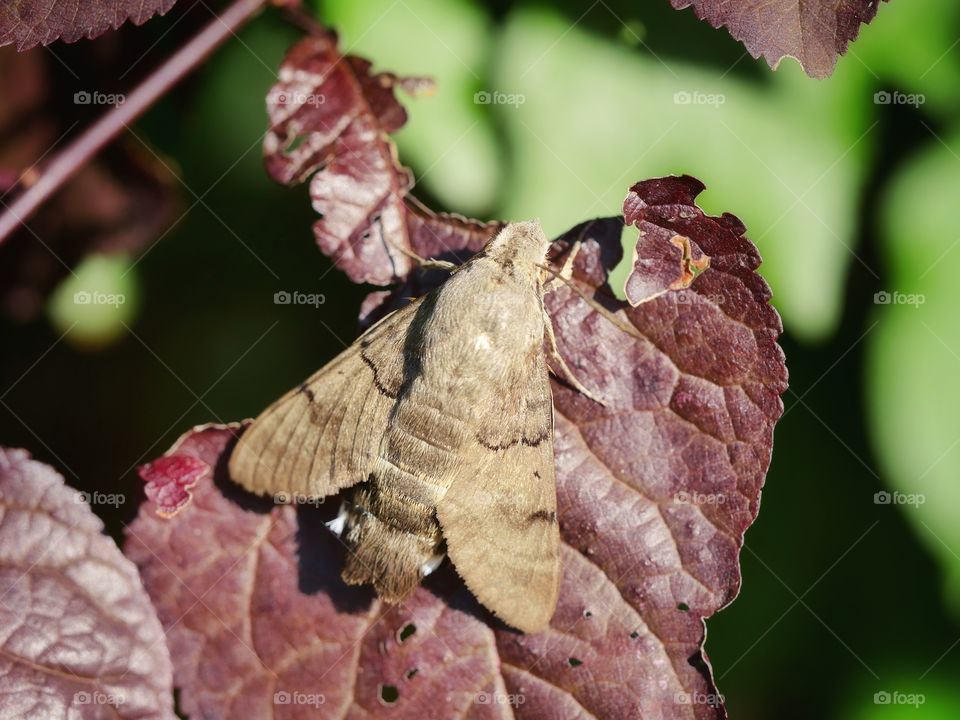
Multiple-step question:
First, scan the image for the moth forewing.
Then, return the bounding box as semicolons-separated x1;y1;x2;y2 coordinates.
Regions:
229;220;562;632
227;299;421;501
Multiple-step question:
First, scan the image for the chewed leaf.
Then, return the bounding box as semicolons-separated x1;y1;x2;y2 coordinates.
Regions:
124;181;786;717
0;0;176;51
140;451;210;517
625;227;710;306
623;175;744;305
263;34;501;286
0;447;174;718
670;0;889;78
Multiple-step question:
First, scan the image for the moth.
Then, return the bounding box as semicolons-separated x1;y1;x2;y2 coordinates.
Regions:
229;221;593;633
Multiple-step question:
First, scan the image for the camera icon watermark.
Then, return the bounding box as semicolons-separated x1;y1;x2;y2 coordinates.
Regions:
273;691;325;707
74;290;126;307
274;290;326;308
675;291;724;305
73;90;126;106
475;692;525;705
873;90;925;108
75;490;126;507
474;90;525;107
75;691;126;706
874;690;925;707
268;88;325;107
675;490;726;505
673;90;726;107
674;691;725;706
873;490;925;507
274;491;325;507
873;290;925;308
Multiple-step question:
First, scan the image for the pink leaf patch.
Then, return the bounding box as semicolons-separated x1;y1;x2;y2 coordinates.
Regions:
140;450;211;518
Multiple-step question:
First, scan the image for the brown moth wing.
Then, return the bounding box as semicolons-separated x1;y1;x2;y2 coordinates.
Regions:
436;351;560;633
228;298;421;500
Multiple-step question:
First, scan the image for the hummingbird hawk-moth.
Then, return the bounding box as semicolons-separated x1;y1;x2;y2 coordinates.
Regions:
229;220;579;633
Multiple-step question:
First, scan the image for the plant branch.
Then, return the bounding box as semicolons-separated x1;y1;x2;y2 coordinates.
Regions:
0;0;270;246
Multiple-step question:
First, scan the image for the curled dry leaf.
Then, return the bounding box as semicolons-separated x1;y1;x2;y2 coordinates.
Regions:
670;0;889;78
0;0;177;51
263;33;502;286
0;447;174;719
124;176;786;719
140;452;211;517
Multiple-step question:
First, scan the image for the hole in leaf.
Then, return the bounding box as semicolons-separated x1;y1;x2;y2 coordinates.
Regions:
406;668;418;680
568;657;583;667
284;134;307;153
397;623;416;643
379;684;399;705
677;602;690;612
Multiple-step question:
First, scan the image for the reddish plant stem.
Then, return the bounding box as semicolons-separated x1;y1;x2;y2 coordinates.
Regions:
0;0;269;246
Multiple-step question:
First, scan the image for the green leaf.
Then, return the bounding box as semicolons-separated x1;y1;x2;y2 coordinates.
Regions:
867;127;960;615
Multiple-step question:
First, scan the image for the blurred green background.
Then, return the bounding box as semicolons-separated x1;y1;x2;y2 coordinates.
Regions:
2;0;960;717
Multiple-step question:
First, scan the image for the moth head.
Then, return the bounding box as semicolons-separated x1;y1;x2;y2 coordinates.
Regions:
486;220;551;271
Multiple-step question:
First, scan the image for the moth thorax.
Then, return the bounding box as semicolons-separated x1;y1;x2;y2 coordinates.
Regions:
487;220;551;268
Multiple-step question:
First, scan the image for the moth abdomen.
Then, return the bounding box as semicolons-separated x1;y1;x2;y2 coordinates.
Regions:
341;484;442;603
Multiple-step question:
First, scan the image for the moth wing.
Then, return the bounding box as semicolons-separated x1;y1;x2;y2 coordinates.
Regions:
436;352;560;633
229;299;420;500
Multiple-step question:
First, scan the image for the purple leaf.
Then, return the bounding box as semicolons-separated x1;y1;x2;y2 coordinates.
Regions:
0;447;174;718
670;0;889;78
0;0;177;51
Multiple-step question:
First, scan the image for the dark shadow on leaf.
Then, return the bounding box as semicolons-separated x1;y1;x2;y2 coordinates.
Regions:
294;502;377;613
213;433;275;515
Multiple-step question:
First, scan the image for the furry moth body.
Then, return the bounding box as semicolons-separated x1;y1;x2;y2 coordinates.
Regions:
229;221;560;632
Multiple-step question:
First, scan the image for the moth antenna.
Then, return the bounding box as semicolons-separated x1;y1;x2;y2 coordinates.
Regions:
384;235;457;273
536;261;644;341
543;307;608;407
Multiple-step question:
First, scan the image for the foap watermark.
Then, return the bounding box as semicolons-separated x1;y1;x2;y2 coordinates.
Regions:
74;90;125;106
675;490;726;506
874;490;925;507
274;491;325;507
273;691;326;707
74;290;126;307
874;290;925;308
673;90;725;107
475;692;525;706
675;691;725;707
474;90;525;107
75;490;126;508
675;291;724;305
874;90;925;108
274;290;326;308
75;691;126;706
874;690;925;707
268;88;326;107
